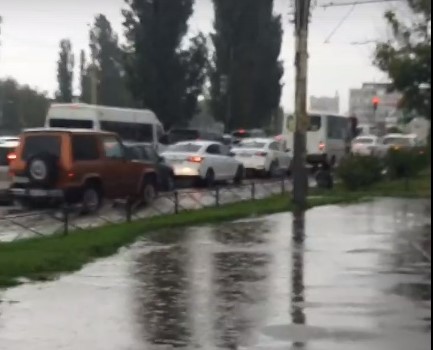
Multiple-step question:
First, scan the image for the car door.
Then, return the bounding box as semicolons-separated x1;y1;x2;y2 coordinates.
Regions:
101;135;128;198
205;144;225;180
103;136;144;198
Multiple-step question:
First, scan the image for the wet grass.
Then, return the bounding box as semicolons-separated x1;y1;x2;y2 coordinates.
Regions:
0;173;430;288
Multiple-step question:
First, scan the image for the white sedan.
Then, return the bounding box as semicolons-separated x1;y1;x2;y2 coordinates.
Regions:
161;141;244;186
351;135;380;156
231;138;292;177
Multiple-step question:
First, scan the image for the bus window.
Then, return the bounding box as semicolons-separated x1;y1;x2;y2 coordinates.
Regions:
49;119;94;129
327;115;349;140
308;115;322;131
100;121;153;142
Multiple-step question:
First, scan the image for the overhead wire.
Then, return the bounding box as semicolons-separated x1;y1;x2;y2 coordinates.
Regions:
323;3;357;43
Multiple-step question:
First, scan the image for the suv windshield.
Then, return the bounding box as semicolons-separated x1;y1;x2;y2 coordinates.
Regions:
22;135;61;160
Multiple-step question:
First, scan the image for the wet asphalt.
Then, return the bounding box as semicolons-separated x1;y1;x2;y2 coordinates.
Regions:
0;198;431;350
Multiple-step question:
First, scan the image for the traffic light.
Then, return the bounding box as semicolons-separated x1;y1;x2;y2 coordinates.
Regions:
372;96;380;111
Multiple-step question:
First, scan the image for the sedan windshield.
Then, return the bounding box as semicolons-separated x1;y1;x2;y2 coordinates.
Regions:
167;143;202;153
239;141;267;149
383;137;411;146
354;138;374;144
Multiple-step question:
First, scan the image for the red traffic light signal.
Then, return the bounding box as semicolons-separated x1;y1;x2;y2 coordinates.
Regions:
372;96;380;110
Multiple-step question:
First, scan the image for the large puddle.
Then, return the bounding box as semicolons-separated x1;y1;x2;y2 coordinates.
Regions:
0;198;431;350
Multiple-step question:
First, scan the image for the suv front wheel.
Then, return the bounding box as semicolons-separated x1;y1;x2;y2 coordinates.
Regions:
141;178;157;206
81;186;102;215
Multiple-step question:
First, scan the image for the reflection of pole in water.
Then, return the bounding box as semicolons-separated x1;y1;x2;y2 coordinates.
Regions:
291;209;306;349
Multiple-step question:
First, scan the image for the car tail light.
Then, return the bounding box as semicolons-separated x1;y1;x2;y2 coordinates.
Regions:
187;156;203;163
319;142;325;151
7;152;17;163
255;152;268;157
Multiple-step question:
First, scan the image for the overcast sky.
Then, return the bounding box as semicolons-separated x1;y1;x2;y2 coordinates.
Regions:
0;0;402;112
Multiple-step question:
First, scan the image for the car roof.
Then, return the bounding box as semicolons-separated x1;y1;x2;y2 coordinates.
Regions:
22;128;115;136
238;137;273;143
384;133;406;138
355;135;377;139
172;140;221;147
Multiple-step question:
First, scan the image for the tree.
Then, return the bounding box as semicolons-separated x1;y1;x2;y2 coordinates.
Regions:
89;14;132;106
56;39;74;103
0;79;50;132
210;0;284;131
375;0;431;119
79;50;91;103
122;0;208;128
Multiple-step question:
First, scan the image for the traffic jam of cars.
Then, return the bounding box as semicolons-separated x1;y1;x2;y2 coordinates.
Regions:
0;103;292;214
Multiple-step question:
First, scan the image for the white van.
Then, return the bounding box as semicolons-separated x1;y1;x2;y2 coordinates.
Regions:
282;112;350;166
45;103;165;151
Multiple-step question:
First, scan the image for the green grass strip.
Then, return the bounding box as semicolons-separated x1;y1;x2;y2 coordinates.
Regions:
0;173;430;288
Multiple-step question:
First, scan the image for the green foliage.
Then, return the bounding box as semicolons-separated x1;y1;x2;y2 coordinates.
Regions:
88;14;132;107
210;0;283;131
56;39;74;103
122;0;208;128
374;0;431;119
0;79;50;131
385;147;429;179
337;155;383;190
79;50;91;103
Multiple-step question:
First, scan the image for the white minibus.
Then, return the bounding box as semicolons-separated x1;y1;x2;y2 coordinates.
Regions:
282;112;351;166
45;103;165;151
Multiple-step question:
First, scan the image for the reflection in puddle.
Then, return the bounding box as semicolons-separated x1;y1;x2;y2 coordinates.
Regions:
133;245;191;348
0;199;430;350
291;209;306;349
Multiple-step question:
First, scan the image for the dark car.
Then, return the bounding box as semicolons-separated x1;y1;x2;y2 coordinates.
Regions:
167;128;222;144
126;143;176;192
231;129;266;144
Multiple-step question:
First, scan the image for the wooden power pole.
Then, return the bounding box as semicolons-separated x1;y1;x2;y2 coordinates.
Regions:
292;0;312;208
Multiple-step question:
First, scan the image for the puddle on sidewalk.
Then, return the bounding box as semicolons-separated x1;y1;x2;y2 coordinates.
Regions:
0;198;430;350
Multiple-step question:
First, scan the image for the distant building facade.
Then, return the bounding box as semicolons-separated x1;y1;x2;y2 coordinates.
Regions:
349;83;403;129
310;92;340;114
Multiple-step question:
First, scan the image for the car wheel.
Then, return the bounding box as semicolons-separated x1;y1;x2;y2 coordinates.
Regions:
233;165;244;185
142;180;157;206
268;161;279;178
166;173;176;192
204;169;215;188
81;186;102;215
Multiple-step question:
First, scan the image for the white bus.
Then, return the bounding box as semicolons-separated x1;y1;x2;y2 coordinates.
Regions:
45;103;165;150
282;112;351;166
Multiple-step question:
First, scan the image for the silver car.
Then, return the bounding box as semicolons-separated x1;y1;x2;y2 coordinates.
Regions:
0;137;19;203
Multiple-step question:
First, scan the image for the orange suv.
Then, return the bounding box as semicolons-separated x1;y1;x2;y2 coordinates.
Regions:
9;129;158;213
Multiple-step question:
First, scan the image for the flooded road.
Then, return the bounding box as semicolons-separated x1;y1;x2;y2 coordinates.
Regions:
0;198;430;350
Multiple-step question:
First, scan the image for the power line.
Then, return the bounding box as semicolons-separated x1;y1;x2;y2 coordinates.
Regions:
324;3;357;43
319;0;403;9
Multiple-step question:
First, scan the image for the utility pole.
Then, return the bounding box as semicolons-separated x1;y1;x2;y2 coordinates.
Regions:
292;0;312;209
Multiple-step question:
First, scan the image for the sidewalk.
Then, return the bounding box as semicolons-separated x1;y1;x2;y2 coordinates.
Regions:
0;198;430;350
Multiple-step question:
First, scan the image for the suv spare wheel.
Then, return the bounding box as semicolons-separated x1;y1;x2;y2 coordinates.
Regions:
26;153;59;186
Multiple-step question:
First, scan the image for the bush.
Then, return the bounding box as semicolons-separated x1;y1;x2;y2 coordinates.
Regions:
337;155;383;190
385;147;429;179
